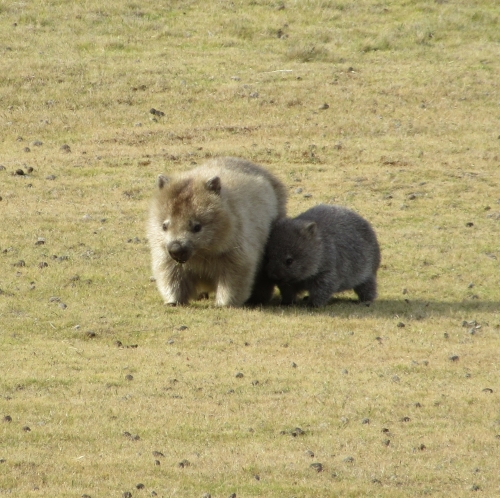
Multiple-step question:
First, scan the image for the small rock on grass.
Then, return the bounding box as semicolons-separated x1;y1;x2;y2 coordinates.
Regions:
123;431;140;441
149;108;165;117
310;462;323;472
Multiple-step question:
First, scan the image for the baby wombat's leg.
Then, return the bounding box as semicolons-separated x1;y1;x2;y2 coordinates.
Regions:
354;275;377;303
278;284;297;306
307;273;337;307
245;270;275;305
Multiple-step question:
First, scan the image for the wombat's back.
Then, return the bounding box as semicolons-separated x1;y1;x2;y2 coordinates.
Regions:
297;204;380;274
202;157;288;217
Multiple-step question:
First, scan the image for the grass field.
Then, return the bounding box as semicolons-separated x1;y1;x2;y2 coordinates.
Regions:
1;0;499;496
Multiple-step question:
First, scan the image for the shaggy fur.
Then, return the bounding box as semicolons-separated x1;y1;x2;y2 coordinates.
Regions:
147;157;287;306
265;204;380;307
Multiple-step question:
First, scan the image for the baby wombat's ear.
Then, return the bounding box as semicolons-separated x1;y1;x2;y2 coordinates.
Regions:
205;176;221;195
157;174;170;189
300;221;317;238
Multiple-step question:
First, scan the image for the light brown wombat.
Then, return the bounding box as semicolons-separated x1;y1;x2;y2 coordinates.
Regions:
147;157;287;306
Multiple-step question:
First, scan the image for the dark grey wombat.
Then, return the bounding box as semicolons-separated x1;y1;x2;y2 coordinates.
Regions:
265;204;381;307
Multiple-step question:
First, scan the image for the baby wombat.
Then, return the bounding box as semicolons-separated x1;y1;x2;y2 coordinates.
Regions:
265;204;380;307
147;157;287;307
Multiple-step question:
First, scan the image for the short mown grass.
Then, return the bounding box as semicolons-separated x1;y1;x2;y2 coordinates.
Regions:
1;0;499;496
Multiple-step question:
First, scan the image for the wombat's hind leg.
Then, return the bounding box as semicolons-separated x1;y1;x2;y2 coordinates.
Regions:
354;275;377;303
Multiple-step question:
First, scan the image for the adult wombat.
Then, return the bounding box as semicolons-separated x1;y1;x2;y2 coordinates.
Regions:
265;204;380;307
147;157;287;306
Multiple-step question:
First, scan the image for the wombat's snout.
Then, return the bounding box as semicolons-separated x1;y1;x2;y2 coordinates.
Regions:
168;241;192;264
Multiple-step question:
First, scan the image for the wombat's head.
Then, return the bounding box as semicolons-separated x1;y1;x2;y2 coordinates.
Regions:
266;218;322;282
151;174;231;264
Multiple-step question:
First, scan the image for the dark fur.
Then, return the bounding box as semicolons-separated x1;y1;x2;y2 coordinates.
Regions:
265;204;381;307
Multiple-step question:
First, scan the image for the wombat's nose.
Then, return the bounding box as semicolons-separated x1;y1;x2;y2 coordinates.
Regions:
168;242;191;264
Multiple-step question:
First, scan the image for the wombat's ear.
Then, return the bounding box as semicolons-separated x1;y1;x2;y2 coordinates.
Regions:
301;221;317;238
157;174;169;190
205;176;221;195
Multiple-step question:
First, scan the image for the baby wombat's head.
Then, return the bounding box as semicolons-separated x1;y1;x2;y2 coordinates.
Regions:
266;218;323;283
151;174;230;263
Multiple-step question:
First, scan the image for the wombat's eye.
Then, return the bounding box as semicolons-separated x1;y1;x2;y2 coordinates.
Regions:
192;222;202;233
285;257;293;267
162;221;169;231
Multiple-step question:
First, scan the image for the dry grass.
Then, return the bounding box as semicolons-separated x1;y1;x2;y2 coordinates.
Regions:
1;0;499;496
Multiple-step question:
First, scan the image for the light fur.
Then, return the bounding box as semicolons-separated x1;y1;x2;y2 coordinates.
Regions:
147;157;287;306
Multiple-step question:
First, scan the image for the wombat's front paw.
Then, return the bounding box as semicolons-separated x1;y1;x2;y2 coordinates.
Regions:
305;295;329;307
